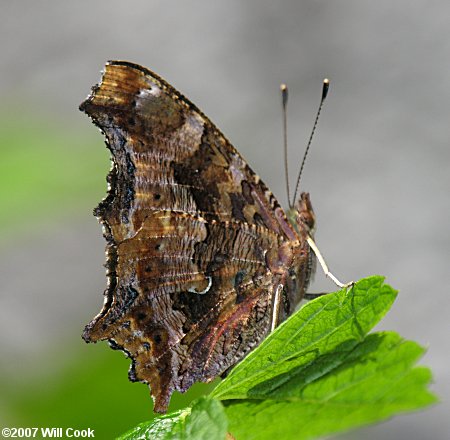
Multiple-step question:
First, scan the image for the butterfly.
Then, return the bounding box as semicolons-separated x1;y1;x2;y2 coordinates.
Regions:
80;61;346;413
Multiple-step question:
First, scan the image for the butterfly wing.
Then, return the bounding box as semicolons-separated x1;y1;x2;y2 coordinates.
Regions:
80;61;299;412
84;210;281;412
80;61;297;239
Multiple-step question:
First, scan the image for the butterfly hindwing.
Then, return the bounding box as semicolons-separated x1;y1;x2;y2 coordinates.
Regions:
83;210;280;411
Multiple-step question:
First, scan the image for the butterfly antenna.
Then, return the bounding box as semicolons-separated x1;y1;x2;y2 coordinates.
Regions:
280;84;291;208
291;78;330;206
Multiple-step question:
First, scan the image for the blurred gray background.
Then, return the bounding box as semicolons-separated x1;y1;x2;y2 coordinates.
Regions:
1;1;449;439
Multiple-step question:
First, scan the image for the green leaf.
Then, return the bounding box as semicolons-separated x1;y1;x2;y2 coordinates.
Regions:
222;332;436;440
118;397;228;440
210;276;437;439
212;276;397;400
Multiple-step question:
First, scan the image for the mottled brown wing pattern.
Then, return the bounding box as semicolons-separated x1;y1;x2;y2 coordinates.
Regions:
80;61;309;413
84;210;280;411
81;61;297;240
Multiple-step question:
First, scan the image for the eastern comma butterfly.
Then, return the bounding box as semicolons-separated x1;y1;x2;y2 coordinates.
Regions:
80;61;346;413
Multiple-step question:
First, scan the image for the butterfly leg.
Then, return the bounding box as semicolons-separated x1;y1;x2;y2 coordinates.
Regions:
306;235;354;289
271;284;284;332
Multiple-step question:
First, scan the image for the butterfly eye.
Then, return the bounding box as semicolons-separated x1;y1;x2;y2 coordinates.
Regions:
153;193;161;200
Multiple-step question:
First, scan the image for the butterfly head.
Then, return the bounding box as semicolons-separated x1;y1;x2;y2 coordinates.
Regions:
287;192;316;237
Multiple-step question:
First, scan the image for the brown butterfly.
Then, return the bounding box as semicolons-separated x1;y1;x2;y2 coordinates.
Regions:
80;61;348;413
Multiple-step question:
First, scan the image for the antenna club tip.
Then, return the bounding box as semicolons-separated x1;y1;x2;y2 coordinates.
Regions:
321;78;330;101
281;83;288;106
